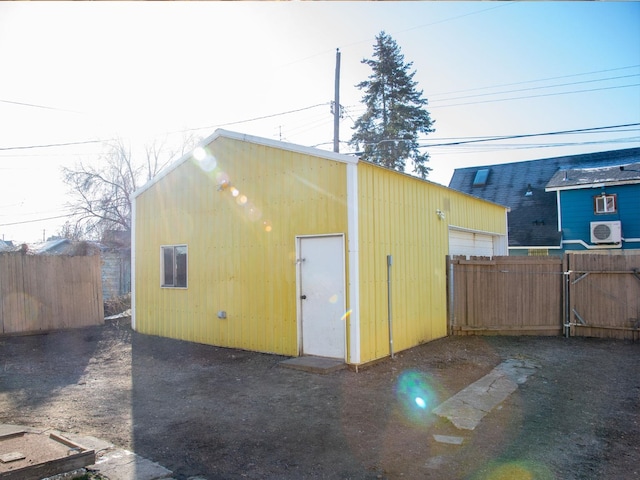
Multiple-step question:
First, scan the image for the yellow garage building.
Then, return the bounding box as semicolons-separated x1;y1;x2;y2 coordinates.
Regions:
132;130;507;366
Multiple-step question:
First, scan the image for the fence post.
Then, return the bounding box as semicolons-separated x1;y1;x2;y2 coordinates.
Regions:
563;253;570;338
447;256;454;336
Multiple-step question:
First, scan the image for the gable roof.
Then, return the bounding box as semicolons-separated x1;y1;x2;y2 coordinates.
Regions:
133;129;359;199
448;147;640;248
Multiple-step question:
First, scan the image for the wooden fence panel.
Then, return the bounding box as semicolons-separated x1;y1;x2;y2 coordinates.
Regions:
0;253;104;335
449;253;640;339
568;253;640;340
449;256;565;336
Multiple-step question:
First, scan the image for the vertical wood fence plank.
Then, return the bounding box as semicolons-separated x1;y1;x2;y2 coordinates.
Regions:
451;256;564;335
0;253;104;335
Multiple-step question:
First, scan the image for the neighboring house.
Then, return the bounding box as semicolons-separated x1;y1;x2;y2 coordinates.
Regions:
448;147;640;255
132;129;508;366
30;237;131;301
545;162;640;251
100;230;132;300
0;240;15;252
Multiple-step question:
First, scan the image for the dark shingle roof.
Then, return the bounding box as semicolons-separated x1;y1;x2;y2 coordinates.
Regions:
546;161;640;190
448;147;640;248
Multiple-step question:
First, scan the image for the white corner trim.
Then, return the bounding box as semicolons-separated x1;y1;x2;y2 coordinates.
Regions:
556;191;562;232
130;195;136;331
346;162;360;365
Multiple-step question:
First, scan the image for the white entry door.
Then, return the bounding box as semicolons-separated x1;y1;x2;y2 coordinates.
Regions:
298;235;346;359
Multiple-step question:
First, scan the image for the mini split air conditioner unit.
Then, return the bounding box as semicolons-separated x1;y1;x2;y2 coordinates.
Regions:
590;220;622;244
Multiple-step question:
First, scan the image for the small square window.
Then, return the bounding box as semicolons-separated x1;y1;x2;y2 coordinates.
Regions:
161;245;187;288
593;194;617;214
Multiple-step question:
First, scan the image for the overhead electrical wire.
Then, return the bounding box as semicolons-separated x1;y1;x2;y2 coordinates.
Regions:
0;98;83;114
429;73;640;103
0;213;73;228
428;65;640;97
417;123;640;148
430;83;640;109
175;103;331;134
0;139;106;152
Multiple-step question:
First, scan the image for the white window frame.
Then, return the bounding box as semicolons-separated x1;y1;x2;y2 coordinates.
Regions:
594;194;617;214
161;245;188;288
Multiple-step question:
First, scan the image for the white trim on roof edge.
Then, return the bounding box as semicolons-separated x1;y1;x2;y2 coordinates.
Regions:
132;129;359;199
545;179;640;192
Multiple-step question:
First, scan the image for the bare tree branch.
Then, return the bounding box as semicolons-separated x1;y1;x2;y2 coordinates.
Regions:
61;135;193;240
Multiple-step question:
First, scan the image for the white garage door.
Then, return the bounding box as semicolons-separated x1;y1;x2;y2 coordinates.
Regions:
449;229;495;258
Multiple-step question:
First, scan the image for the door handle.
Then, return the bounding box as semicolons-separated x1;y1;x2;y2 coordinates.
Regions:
300;295;307;300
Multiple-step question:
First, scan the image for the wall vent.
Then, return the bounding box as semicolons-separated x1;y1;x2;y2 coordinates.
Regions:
590;221;621;244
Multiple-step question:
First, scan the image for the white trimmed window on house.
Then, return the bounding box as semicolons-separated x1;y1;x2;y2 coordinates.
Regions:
594;194;617;214
161;245;187;288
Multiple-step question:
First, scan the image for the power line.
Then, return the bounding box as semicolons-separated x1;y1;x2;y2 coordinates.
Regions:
0;99;83;114
0;139;107;152
418;123;640;148
173;103;330;134
430;83;640;109
428;65;640;97
0;213;72;227
279;4;513;68
0;103;331;153
433;137;640;154
429;74;640;104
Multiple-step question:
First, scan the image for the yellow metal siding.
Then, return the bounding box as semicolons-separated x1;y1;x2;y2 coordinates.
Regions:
357;162;506;364
135;137;348;355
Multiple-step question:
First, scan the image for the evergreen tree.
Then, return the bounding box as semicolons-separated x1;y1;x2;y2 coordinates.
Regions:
350;31;435;178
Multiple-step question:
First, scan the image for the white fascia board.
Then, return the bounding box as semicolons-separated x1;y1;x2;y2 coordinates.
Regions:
131;129;359;200
448;225;507;237
216;129;359;165
545;179;640;192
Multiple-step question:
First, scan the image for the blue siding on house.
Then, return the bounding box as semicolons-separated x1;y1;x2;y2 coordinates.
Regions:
560;184;640;250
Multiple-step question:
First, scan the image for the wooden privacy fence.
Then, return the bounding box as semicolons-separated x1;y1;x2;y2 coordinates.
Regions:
0;252;104;335
448;253;640;340
567;253;640;339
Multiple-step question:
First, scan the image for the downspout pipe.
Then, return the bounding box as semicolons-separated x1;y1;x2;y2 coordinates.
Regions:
387;254;394;359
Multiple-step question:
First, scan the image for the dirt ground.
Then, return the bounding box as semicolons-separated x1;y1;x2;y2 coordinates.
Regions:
1;319;638;480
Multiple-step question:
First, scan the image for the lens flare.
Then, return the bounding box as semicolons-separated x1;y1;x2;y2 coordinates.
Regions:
246;203;262;221
340;310;352;321
216;171;230;185
328;294;338;304
471;460;555;480
396;370;439;426
193;147;207;161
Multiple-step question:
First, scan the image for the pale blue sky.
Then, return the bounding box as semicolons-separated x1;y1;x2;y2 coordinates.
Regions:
1;2;639;242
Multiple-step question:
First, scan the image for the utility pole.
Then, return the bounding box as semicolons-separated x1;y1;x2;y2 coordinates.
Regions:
333;48;341;153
